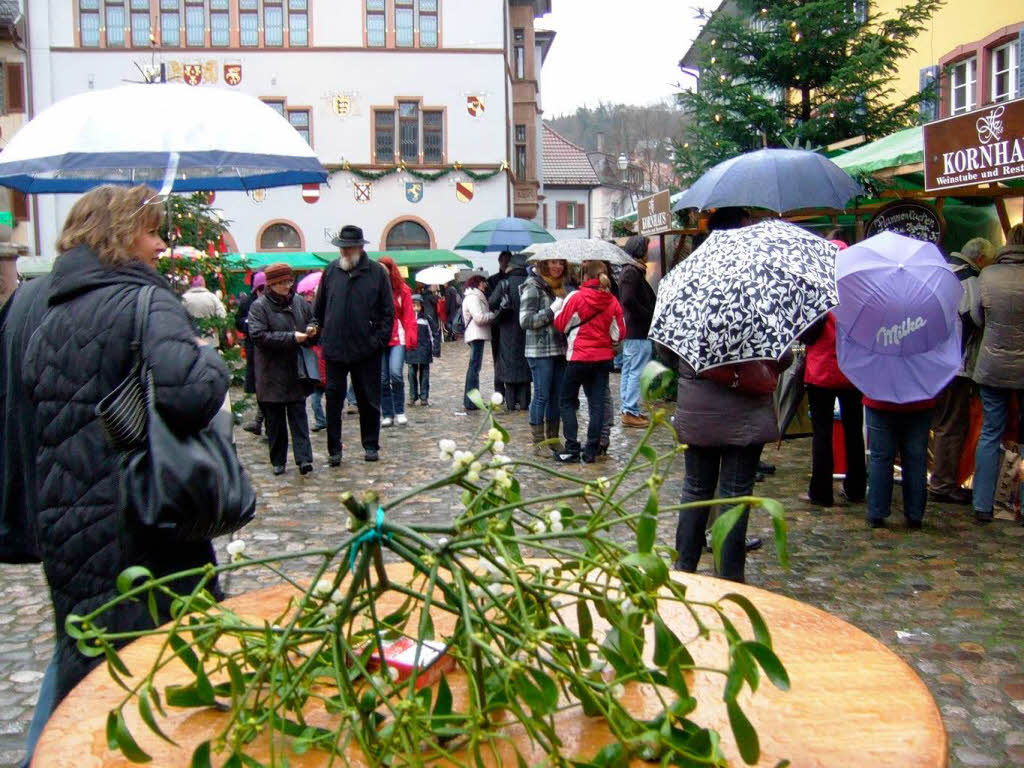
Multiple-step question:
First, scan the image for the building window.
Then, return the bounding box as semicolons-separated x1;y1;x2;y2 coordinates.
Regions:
375;109;395;162
0;62;25;115
264;0;283;46
80;0;101;46
130;0;151;46
106;0;126;46
399;101;419;162
557;201;585;230
240;0;258;46
210;0;230;46
260;222;302;250
513;28;525;79
288;0;308;46
386;220;431;251
991;42;1018;104
514;124;527;178
288;108;310;145
419;0;438;47
184;0;204;46
366;0;385;47
160;0;180;46
262;98;285;116
395;0;414;47
423;110;443;163
950;56;976;115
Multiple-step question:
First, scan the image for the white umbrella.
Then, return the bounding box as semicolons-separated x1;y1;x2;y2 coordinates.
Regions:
525;238;639;266
414;265;457;285
0;83;326;193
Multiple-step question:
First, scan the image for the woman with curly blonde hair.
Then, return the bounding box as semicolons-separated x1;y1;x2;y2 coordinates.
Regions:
19;184;230;754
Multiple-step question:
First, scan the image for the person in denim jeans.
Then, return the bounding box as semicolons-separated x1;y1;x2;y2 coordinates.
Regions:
618;236;657;428
969;225;1024;523
377;257;418;427
462;275;497;410
863;397;935;528
520;259;569;454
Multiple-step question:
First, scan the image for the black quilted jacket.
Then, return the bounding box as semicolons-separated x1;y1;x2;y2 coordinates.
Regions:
22;245;230;702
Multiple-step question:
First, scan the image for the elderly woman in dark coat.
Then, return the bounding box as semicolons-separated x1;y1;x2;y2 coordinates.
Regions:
672;356;789;582
21;185;230;722
488;251;532;410
247;262;317;476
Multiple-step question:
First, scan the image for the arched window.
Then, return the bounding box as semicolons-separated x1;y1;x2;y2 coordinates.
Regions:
385;220;430;251
259;222;302;250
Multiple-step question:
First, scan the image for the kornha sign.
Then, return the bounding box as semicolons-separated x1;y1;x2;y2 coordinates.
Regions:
636;190;672;236
924;97;1024;192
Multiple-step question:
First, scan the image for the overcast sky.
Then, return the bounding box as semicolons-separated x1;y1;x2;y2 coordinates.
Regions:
537;0;706;117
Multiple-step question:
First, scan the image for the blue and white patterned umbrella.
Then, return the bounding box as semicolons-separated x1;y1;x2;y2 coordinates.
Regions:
650;219;839;372
0;83;327;193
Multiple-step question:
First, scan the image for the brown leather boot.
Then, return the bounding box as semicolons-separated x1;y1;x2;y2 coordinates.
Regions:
545;420;563;454
530;422;548;457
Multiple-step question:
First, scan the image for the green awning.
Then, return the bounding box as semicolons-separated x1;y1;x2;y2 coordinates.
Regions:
225;252;334;272
831;127;923;176
368;249;471;268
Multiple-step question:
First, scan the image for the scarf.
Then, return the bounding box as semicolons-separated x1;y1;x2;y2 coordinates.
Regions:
541;272;566;298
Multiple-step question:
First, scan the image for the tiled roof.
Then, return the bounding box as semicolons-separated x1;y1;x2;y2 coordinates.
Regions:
0;0;19;25
543;125;599;187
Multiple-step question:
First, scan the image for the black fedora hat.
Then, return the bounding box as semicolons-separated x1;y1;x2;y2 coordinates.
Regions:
331;225;369;248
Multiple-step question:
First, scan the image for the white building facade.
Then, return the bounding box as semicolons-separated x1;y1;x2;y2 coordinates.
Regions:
19;0;553;274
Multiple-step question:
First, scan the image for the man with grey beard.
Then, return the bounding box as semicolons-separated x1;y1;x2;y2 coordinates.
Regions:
313;225;394;463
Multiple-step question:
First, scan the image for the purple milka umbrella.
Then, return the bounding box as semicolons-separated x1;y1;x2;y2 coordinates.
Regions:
833;231;963;404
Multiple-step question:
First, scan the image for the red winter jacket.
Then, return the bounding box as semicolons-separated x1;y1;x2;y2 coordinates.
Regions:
388;281;418;350
804;313;853;390
553;279;625;363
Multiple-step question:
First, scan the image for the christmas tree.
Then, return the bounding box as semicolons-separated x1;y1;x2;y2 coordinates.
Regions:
676;0;943;183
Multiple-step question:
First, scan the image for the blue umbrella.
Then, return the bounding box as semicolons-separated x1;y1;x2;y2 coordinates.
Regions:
454;217;555;253
672;148;862;214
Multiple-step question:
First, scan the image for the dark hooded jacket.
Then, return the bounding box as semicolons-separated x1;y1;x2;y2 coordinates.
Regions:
488;260;531;382
248;289;315;403
313;251;394;364
21;245;229;701
619;237;656;340
1;274;52;563
972;243;1024;388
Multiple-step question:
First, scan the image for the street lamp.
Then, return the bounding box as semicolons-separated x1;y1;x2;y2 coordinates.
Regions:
617;153;636;209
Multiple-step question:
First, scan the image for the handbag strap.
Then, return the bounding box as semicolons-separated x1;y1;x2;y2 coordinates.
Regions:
131;286;156;364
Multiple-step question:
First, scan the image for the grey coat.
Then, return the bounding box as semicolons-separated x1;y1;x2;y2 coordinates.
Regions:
971;244;1024;389
672;360;782;447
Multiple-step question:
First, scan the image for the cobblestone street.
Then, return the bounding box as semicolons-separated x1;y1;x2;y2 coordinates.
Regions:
1;342;1022;767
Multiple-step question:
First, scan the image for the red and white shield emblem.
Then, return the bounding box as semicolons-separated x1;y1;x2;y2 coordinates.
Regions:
467;96;485;117
224;64;242;86
183;64;203;86
455;181;475;203
301;183;320;204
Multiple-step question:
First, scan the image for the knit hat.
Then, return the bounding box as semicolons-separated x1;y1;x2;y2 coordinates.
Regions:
264;262;294;285
251;272;267;291
191;274;206;288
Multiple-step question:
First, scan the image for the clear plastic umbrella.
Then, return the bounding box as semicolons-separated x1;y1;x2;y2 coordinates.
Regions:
525;238;639;266
414;266;457;285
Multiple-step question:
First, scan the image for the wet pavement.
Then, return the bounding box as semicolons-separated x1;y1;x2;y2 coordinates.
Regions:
1;341;1022;767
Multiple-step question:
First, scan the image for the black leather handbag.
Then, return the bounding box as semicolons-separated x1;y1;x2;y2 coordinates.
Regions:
96;286;256;542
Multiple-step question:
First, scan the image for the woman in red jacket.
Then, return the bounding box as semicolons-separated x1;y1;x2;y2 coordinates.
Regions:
553;261;625;463
378;257;418;427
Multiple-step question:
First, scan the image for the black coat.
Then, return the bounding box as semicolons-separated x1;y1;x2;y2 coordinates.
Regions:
406;315;434;365
444;284;462;326
235;289;260;393
248;290;315;403
313;252;394;364
418;290;442;357
619;262;656;339
488;266;531;383
21;245;229;702
1;274;51;563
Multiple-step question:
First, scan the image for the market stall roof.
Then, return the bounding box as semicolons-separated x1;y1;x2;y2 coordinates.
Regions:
225;249;470;272
830;127;922;177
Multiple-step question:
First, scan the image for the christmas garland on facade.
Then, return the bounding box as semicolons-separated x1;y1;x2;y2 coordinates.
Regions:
330;160;510;183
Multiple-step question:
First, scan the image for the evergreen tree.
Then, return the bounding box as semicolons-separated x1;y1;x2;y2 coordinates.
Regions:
155;192;230;293
676;0;943;183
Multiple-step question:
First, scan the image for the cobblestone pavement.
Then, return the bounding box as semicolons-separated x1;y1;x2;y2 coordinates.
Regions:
1;342;1022;767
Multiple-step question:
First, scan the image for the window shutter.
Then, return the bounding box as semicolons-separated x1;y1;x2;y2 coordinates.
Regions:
1017;28;1024;99
5;62;24;114
918;65;939;122
556;202;568;229
576;203;585;231
542;203;548;228
11;189;28;221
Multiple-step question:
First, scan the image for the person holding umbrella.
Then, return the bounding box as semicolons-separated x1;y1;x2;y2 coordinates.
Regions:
832;231;964;529
970;224;1024;524
313;225;394;464
487;251;512;399
488;251;532;411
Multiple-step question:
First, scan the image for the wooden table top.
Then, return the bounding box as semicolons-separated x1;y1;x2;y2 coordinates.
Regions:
34;562;947;768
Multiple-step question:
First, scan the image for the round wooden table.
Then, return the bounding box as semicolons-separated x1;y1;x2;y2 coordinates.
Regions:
34;563;947;767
